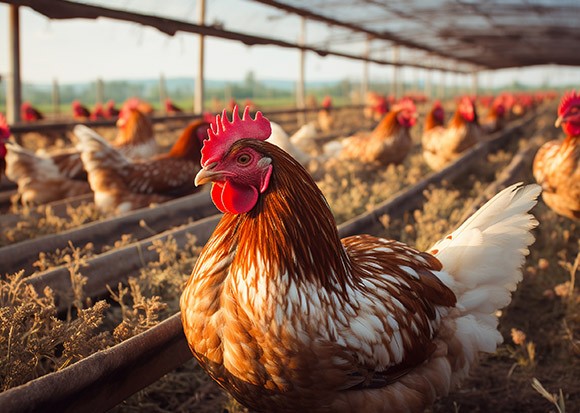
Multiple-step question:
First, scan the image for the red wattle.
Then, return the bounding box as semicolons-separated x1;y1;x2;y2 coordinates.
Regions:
211;180;259;214
211;182;227;213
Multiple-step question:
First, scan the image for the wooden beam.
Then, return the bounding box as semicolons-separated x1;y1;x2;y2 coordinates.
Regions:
296;16;306;125
194;0;205;113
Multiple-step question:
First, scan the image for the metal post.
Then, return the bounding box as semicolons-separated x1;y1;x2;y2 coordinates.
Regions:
194;0;206;113
297;16;306;125
392;46;400;99
7;5;21;123
159;73;167;108
52;78;60;116
96;78;104;103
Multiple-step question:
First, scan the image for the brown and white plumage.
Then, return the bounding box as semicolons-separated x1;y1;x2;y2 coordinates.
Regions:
180;107;540;413
76;119;208;214
326;99;416;166
113;99;160;159
4;142;91;205
423;96;482;171
533;90;580;220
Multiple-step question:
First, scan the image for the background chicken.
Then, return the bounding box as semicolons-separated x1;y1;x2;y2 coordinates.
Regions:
422;95;482;171
0;114;10;183
90;103;106;121
533;90;580;220
104;100;120;119
72;100;91;119
75;119;208;214
481;96;507;134
5;142;91;205
267;121;312;166
364;91;389;122
423;100;445;134
317;95;334;133
114;98;160;159
181;107;540;413
6;99;161;205
165;98;184;115
21;102;44;122
327;98;416;166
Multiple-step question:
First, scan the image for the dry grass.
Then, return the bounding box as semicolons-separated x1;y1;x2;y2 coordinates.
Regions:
0;270;111;391
0;234;196;391
0;203;102;247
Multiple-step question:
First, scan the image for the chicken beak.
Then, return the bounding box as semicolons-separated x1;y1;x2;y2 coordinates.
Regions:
554;115;564;128
194;163;223;187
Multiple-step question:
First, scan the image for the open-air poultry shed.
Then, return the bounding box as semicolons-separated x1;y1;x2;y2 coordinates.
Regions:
0;2;579;413
2;0;579;122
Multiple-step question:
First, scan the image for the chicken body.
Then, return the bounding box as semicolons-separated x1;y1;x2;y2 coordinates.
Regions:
5;105;161;206
181;108;539;413
422;97;482;171
113;101;160;159
21;102;44;122
76;120;207;214
5;143;91;205
1;114;11;183
533;91;580;220
480;99;506;134
72;100;91;119
329;99;416;166
317;96;334;133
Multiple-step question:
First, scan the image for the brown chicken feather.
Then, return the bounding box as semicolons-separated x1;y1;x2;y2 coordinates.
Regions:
76;120;208;214
423;97;482;171
334;99;416;166
181;109;539;412
113;104;160;159
4;143;91;205
533;91;580;220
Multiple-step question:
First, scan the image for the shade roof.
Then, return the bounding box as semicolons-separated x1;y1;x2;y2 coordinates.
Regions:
4;0;580;73
262;0;580;70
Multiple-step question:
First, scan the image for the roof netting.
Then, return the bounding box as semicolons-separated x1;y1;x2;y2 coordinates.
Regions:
5;0;580;72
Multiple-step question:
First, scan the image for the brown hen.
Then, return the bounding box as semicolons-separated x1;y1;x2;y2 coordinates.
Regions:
181;107;540;413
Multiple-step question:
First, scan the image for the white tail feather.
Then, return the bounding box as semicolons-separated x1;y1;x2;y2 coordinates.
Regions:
431;183;540;367
74;124;129;171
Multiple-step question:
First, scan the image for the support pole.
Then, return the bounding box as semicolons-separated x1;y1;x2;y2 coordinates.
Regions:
297;16;306;125
159;73;167;110
96;78;104;104
7;5;22;124
52;78;60;117
194;0;206;113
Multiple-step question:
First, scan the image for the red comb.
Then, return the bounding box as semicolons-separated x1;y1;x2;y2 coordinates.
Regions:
393;98;416;112
0;113;10;140
201;105;271;167
558;90;579;117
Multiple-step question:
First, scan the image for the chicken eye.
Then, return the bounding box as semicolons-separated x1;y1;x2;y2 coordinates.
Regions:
237;153;252;165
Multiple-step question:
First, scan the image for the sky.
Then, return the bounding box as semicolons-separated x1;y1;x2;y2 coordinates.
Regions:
1;1;579;88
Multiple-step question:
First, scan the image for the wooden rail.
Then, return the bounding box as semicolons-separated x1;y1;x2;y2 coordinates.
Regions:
8;105;366;134
0;109;543;412
0;190;217;275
